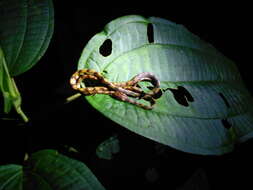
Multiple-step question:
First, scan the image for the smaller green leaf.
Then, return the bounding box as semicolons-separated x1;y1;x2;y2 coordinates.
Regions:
0;0;54;76
0;0;54;121
0;47;28;122
0;149;106;190
96;135;120;160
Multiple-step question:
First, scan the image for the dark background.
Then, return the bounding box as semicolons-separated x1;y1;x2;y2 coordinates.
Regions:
1;2;253;190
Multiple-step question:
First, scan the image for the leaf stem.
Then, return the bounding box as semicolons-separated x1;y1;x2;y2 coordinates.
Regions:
65;93;82;103
10;77;29;122
16;106;29;123
0;48;29;123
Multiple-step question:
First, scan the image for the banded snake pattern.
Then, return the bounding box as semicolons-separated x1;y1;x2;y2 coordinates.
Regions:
70;69;162;110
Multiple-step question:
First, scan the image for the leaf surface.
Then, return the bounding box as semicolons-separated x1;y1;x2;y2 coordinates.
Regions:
0;150;106;190
77;15;253;155
0;0;54;120
0;0;54;76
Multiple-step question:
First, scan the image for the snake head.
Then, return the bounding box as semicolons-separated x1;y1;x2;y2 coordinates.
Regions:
152;88;163;99
146;86;163;99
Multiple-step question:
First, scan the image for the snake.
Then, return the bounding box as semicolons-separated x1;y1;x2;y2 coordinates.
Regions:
70;69;162;110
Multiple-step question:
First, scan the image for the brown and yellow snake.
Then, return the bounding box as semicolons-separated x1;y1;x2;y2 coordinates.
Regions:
70;69;162;109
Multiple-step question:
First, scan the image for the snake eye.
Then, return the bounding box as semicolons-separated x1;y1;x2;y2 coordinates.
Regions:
99;39;112;57
153;89;163;99
147;86;154;90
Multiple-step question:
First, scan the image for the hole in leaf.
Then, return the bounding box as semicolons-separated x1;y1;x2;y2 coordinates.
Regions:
221;119;232;129
179;86;194;102
99;39;112;57
218;92;230;108
147;23;154;43
164;86;194;107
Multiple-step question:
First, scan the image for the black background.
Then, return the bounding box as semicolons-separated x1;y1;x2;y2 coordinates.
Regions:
1;2;253;190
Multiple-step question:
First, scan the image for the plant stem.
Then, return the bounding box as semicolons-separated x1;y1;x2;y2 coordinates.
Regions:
65;93;82;103
1;48;29;123
10;78;29;123
16;106;29;123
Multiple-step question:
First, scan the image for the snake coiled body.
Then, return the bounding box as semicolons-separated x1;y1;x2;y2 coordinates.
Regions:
70;69;161;110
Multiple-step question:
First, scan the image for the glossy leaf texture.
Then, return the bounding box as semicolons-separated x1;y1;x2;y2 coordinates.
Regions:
0;150;106;190
0;0;54;76
77;15;253;155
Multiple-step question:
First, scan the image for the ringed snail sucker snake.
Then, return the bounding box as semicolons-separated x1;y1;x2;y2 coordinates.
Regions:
70;69;162;110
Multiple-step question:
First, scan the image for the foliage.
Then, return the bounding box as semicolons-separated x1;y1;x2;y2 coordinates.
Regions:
0;150;105;190
0;1;252;189
77;15;253;155
0;0;54;121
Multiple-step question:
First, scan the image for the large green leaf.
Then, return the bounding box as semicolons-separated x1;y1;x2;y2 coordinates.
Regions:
77;15;253;155
0;150;106;190
0;0;54;121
